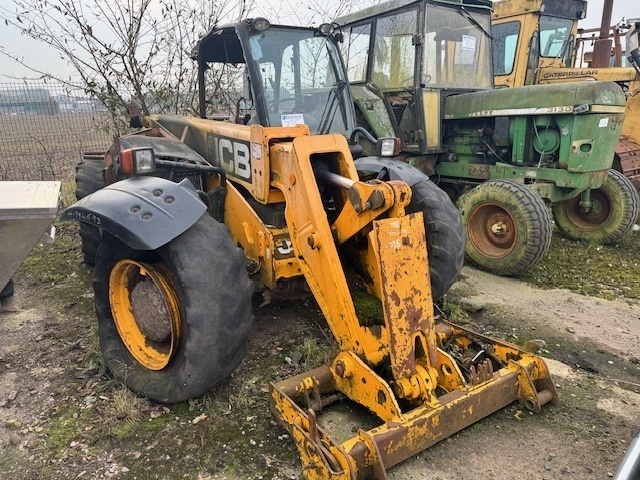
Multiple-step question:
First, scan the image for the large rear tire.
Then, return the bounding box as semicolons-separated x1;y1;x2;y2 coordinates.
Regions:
93;214;254;403
405;179;465;300
553;169;639;244
457;180;552;276
75;154;106;265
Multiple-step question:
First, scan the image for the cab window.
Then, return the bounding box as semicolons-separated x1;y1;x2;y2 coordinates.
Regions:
492;21;520;75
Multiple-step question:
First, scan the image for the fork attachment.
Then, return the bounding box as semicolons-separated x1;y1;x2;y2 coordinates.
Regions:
271;322;557;479
267;135;557;478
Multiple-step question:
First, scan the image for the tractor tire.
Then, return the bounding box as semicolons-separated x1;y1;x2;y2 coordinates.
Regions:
0;279;14;300
405;179;465;300
457;180;552;276
552;169;639;244
75;154;106;265
93;214;254;403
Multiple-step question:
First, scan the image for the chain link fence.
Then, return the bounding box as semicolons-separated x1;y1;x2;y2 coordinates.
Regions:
0;81;115;182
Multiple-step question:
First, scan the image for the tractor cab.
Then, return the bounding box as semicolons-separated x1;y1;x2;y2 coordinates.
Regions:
336;0;494;154
491;0;587;88
194;19;355;138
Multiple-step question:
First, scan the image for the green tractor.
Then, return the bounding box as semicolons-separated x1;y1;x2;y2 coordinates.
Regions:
335;0;639;275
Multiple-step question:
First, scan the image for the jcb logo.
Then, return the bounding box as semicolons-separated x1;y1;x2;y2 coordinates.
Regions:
209;135;252;182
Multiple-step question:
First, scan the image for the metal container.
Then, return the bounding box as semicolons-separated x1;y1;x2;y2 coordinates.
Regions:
0;181;61;294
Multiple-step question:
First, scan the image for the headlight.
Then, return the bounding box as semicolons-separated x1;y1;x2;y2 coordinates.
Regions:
120;147;156;174
376;137;401;157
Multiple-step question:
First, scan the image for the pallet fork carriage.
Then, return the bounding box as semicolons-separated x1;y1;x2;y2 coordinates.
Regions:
64;17;558;478
267;161;558;474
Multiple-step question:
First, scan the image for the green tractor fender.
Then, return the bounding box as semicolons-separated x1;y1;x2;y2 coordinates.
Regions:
62;176;207;250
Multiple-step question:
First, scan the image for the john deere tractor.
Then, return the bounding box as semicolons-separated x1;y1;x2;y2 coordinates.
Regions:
492;0;640;198
336;0;639;276
64;17;557;479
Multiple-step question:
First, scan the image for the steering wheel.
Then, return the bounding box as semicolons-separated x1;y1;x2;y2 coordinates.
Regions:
268;97;305;111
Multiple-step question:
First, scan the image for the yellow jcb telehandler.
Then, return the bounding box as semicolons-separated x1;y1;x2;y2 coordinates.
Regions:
63;18;557;478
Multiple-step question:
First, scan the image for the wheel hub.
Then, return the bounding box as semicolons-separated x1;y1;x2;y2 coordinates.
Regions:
468;203;517;258
490;221;507;235
109;259;181;370
564;191;611;229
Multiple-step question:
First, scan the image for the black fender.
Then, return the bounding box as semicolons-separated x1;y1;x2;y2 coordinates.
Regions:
62;176;207;250
354;157;429;187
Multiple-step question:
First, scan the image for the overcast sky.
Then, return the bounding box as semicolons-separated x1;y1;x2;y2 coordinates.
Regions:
0;0;637;81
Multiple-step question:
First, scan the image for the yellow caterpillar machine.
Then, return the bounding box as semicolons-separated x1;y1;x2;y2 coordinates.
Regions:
64;18;557;478
492;0;640;192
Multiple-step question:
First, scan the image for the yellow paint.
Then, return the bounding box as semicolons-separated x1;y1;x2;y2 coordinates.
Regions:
109;259;181;370
422;90;441;151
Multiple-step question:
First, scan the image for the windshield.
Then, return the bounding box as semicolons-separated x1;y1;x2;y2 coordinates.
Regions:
423;4;493;89
249;28;351;136
540;15;573;64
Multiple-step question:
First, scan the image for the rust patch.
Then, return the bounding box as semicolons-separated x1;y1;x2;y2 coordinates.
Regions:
506;351;523;362
390;291;401;306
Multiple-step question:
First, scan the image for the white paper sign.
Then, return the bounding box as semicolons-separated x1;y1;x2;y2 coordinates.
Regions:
462;35;476;52
599;117;609;128
281;113;305;127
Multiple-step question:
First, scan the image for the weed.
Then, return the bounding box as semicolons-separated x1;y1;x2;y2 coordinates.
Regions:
296;338;336;369
440;297;469;323
107;388;143;421
59;181;77;209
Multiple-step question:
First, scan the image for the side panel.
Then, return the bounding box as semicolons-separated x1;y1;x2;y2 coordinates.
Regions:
147;115;310;205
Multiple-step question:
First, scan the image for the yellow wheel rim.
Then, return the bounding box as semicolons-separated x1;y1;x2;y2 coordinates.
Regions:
109;259;181;370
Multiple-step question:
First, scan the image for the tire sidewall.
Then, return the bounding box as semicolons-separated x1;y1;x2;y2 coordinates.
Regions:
553;170;639;244
458;180;551;275
94;215;253;403
76;158;106;264
405;179;465;299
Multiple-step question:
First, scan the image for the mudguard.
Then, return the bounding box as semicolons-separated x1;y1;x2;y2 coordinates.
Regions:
354;156;429;186
62;176;207;250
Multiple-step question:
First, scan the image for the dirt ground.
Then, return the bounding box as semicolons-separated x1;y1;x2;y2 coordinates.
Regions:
0;229;638;479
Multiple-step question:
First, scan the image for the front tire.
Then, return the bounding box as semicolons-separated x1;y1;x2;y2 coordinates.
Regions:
93;214;254;403
75;153;106;265
457;180;552;276
552;169;639;244
405;179;465;300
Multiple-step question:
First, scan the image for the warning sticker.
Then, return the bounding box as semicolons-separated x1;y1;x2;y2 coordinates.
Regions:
462;35;476;52
598;117;609;128
281;113;305;127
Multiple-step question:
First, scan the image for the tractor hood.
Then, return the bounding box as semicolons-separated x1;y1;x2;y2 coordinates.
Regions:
443;81;625;119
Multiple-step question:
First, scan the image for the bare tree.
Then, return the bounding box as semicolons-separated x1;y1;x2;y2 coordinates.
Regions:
0;0;253;121
253;0;365;27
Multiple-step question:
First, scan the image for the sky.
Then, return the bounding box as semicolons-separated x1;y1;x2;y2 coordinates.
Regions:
0;0;637;81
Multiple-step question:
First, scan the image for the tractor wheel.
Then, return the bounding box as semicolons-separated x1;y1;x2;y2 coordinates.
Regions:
457;180;552;276
0;279;14;300
552;169;639;244
93;214;254;403
75;154;106;265
405;179;465;300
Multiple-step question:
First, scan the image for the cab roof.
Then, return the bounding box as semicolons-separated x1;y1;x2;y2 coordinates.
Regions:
335;0;492;27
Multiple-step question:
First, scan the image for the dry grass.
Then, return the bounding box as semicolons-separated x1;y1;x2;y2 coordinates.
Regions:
0;112;112;182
